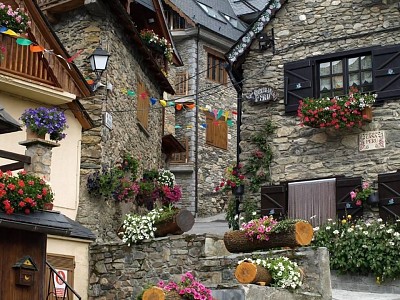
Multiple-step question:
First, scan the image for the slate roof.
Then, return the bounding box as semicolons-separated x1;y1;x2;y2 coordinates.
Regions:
167;0;247;41
0;210;95;240
228;0;265;17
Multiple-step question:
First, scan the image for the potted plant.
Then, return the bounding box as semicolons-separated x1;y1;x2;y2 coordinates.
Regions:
0;170;54;215
215;164;246;195
20;107;68;141
350;181;374;206
0;2;30;33
297;87;377;129
139;29;173;63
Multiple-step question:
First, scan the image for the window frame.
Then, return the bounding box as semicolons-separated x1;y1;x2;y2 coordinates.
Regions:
204;46;227;85
174;71;189;95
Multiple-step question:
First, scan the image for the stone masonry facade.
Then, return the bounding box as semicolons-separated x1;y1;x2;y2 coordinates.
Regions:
239;1;400;200
171;34;238;217
53;4;166;241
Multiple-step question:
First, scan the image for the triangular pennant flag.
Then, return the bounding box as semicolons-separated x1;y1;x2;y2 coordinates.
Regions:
224;111;229;121
30;45;45;52
16;38;32;46
168;101;175;106
186;125;193;129
227;120;234;126
213;109;218;119
232;111;238;115
140;92;147;99
176;104;183;111
0;26;7;33
217;109;223;120
86;78;94;85
175;125;182;129
185;103;195;110
213;121;219;125
200;123;207;128
67;49;83;63
127;90;136;97
150;97;157;105
4;29;18;37
159;100;167;107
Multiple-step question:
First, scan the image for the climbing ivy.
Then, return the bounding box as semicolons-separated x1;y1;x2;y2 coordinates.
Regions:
245;120;275;192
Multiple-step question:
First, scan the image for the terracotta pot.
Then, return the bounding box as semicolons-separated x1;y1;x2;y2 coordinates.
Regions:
26;128;45;140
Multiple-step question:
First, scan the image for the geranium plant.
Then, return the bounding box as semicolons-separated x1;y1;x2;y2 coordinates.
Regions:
20;107;68;141
139;29;173;62
238;257;303;289
0;170;54;215
350;181;373;206
158;271;213;300
0;2;30;33
298;87;377;129
215;164;245;192
240;215;278;241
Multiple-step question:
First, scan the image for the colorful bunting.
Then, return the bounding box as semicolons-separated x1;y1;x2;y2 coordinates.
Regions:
150;97;157;105
140;92;147;99
185;103;196;110
16;38;32;46
175;125;182;129
67;49;83;63
217;109;223;120
127;90;136;97
159;100;167;107
30;45;45;52
227;120;234;126
176;104;183;110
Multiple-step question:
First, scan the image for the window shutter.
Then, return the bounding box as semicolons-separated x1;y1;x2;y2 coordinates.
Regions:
372;44;400;102
284;59;314;113
378;170;400;222
45;254;75;300
215;120;227;150
336;177;363;220
260;185;287;220
205;114;214;144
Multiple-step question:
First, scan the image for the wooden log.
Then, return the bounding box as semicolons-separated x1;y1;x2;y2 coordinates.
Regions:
142;287;182;300
224;221;313;253
235;261;272;285
154;208;194;237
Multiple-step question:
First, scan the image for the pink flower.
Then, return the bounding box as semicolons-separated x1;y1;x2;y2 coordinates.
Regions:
350;191;356;199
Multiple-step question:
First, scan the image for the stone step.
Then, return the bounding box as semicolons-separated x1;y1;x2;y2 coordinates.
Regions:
212;288;245;300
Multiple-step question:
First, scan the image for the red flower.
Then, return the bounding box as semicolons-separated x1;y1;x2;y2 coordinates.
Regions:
19;201;25;208
18;189;23;195
18;180;25;187
24;208;30;215
7;183;15;190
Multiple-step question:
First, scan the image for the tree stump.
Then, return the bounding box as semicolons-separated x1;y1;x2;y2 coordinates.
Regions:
224;221;313;253
235;261;272;285
154;208;194;237
142;287;182;300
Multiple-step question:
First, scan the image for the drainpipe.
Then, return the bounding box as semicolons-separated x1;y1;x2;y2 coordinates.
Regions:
194;24;200;216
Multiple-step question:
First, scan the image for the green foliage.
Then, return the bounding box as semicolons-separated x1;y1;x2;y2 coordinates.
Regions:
121;153;139;180
225;196;259;230
246;120;275;192
312;217;400;282
271;219;308;234
226;196;239;230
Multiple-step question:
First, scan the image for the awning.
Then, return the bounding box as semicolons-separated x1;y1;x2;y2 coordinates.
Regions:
162;134;186;155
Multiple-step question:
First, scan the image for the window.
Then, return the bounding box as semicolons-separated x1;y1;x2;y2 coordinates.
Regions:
205;113;228;150
165;9;187;30
206;51;227;84
319;55;373;98
197;1;225;22
284;44;400;113
45;254;75;300
137;80;149;129
175;71;188;95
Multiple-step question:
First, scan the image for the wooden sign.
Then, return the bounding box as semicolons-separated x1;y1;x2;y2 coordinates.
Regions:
359;130;385;151
245;86;278;104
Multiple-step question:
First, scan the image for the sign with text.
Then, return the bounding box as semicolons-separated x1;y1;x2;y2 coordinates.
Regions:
54;269;68;297
245;86;278;104
359;131;385;151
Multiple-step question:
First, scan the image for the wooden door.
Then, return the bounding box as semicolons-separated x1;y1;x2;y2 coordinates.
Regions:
260;185;287;220
336;177;363;220
378;170;400;221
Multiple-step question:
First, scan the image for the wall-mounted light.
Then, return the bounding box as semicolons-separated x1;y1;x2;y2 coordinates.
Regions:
258;29;275;53
88;46;111;91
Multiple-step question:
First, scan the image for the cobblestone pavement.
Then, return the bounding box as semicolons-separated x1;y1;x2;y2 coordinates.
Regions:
188;214;400;300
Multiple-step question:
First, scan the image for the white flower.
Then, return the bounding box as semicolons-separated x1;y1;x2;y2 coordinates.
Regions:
377;218;383;223
347;228;354;233
333;230;339;235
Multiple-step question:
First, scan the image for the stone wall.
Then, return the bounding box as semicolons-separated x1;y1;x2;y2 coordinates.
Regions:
88;235;331;300
240;1;400;199
171;33;238;217
53;4;166;241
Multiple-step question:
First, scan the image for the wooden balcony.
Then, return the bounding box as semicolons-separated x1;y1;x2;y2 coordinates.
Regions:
170;137;190;164
0;34;56;86
36;0;85;14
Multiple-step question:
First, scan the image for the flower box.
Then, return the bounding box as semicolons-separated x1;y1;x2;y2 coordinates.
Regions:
362;106;373;122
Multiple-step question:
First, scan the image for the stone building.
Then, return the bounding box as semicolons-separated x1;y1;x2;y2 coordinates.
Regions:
37;0;183;240
227;0;400;225
163;0;248;216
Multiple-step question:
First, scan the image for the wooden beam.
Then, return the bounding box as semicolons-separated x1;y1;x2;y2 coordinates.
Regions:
0;150;31;163
0;162;25;172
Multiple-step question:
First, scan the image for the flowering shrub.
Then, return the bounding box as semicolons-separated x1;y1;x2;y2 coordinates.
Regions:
240;215;278;241
20;107;68;141
158;271;213;300
0;170;53;215
238;257;302;289
157;168;175;187
139;29;173;62
0;2;30;33
351;181;373;206
215;164;245;192
312;216;400;282
298;87;377;129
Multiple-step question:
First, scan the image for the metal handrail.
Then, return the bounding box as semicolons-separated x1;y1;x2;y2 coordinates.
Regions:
45;261;81;300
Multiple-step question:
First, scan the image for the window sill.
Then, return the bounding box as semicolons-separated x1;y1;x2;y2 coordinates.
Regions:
137;122;150;137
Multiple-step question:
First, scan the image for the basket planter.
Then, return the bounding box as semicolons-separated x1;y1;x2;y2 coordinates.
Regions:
154;208;194;237
224;221;313;253
362;106;373;122
26;128;45;140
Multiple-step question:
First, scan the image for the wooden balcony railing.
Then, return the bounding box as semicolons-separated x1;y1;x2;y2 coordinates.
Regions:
0;34;56;85
170;137;190;164
36;0;84;13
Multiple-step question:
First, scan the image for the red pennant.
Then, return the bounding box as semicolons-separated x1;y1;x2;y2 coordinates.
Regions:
29;45;45;52
140;92;148;99
185;103;195;110
67;49;83;63
176;104;183;110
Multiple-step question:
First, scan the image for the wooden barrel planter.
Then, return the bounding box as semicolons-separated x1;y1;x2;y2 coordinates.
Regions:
154;208;194;237
142;287;182;300
224;221;313;253
235;261;272;285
